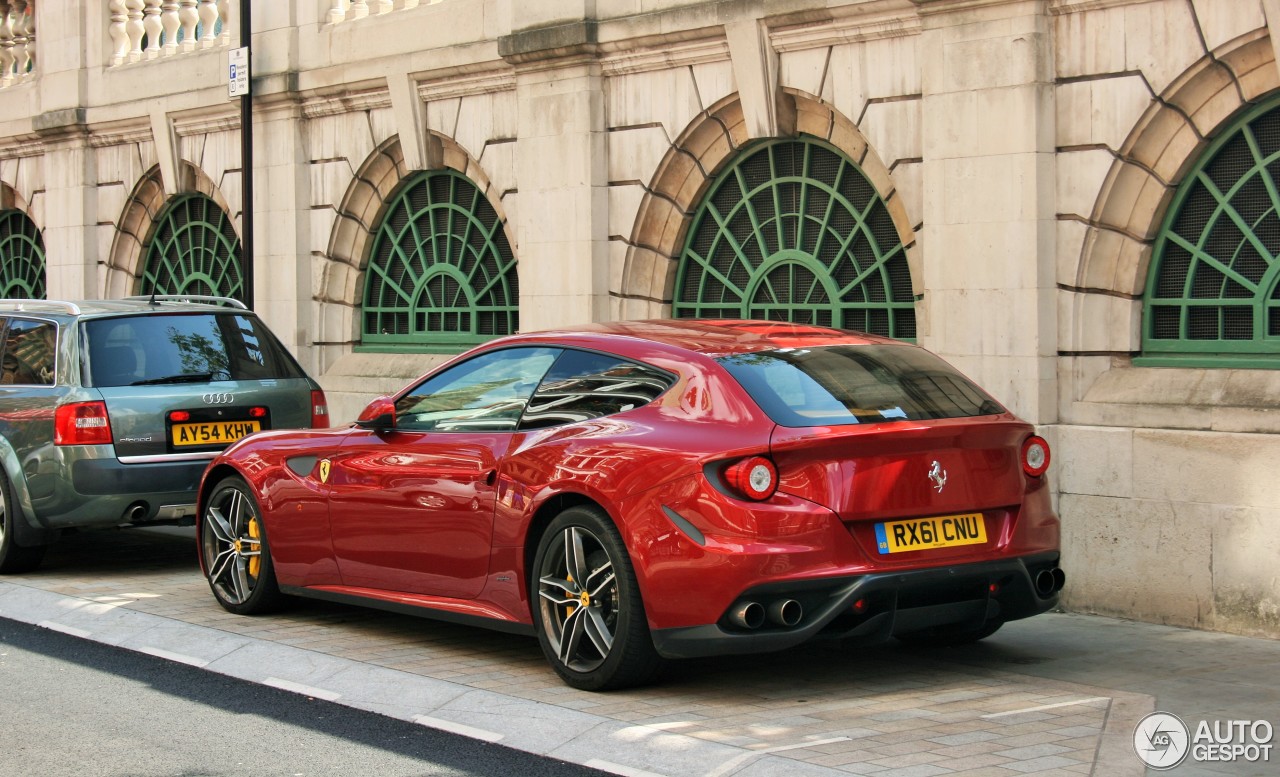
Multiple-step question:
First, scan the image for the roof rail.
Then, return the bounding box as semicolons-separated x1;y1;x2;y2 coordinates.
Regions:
123;294;248;310
0;299;82;315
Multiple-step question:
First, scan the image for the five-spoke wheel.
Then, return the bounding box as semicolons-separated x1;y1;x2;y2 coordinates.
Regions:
201;475;284;614
532;506;663;691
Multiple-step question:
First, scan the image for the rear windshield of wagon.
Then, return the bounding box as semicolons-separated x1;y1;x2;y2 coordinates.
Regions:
717;344;1005;427
84;313;305;388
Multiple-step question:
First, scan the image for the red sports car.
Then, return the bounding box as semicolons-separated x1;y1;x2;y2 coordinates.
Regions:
197;320;1062;691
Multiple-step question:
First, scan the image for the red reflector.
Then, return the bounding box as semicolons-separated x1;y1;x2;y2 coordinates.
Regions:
989;583;1000;594
55;401;113;446
853;599;867;613
310;389;330;429
169;410;191;422
249;406;267;418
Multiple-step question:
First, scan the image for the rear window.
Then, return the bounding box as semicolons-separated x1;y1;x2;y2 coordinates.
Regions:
717;344;1004;427
85;313;304;388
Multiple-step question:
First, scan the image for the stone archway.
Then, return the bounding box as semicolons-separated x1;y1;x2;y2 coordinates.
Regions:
1073;31;1277;352
319;132;513;344
616;90;919;318
104;162;236;299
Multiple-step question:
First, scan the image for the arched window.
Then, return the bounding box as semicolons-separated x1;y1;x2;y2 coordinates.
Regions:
1144;100;1280;365
138;194;243;301
362;170;518;348
675;137;914;339
0;209;46;299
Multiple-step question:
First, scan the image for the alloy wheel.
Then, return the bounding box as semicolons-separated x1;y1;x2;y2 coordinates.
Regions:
202;483;264;606
537;525;620;673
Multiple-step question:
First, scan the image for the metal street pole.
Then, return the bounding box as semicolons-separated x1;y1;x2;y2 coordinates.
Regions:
239;0;254;309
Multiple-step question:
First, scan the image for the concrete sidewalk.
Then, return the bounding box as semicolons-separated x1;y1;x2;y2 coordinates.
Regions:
1;527;1276;777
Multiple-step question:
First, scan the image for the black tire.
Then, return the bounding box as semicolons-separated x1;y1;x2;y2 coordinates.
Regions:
897;619;1003;647
200;475;286;615
531;505;664;691
0;471;47;574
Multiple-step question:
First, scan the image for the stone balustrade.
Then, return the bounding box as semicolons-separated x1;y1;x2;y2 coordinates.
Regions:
326;0;445;25
108;0;230;67
0;0;35;88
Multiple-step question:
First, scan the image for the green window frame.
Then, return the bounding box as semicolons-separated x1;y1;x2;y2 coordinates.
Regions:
138;193;243;302
0;209;46;300
1141;99;1280;368
362;169;518;350
674;137;915;340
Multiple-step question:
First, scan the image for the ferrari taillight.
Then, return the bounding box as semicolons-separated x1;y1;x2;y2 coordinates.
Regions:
723;456;778;501
311;389;329;428
1021;435;1050;477
54;401;113;446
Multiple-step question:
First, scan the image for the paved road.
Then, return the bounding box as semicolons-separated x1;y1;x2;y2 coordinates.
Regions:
0;617;606;777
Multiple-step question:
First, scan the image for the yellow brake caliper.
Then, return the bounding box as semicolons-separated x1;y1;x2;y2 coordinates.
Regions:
246;517;262;578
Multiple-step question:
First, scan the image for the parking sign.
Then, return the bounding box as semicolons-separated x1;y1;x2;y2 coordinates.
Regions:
229;47;249;98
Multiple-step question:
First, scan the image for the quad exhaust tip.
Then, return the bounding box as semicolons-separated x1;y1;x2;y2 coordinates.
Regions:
1034;568;1066;597
728;599;804;630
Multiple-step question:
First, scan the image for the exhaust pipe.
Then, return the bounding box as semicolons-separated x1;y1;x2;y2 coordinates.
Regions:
1035;568;1065;597
124;502;148;523
728;601;765;630
767;599;803;627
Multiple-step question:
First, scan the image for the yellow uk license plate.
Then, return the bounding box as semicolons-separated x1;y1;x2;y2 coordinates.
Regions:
171;420;261;447
875;513;987;554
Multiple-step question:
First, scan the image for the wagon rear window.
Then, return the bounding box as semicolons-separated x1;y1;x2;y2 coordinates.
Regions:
85;314;304;388
718;345;1004;427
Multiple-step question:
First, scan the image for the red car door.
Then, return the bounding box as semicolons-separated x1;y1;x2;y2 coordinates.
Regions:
325;428;509;599
326;346;561;599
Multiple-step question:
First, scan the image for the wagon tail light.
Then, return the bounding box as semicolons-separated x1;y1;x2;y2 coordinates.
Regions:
311;389;330;429
721;455;779;501
54;401;113;446
1021;435;1050;478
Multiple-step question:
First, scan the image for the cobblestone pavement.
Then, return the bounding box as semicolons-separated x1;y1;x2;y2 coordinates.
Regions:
2;527;1277;777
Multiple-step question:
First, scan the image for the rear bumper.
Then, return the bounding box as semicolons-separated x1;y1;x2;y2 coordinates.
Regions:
649;552;1062;659
23;457;207;530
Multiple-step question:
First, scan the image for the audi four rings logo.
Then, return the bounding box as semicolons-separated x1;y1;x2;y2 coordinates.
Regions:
203;393;235;405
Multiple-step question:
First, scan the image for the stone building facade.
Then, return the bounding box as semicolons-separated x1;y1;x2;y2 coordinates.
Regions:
1;0;1278;638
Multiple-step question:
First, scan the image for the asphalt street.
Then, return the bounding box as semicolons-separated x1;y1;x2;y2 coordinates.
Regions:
0;617;607;777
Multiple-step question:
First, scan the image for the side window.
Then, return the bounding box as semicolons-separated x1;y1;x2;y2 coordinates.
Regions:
395;347;561;432
1;318;56;386
520;350;674;430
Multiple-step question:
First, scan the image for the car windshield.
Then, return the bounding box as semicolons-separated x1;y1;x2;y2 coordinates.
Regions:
717;344;1004;427
84;313;305;388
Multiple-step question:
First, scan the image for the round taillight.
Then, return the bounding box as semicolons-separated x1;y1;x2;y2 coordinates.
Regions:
1022;435;1050;477
724;456;778;501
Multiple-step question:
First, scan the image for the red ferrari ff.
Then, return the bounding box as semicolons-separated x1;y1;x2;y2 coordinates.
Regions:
197;320;1062;691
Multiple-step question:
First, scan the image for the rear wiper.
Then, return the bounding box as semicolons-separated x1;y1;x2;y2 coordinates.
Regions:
130;372;214;386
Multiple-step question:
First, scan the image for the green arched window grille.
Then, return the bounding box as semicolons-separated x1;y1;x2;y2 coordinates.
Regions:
362;169;518;348
0;209;46;299
675;137;915;339
138;194;243;301
1143;99;1280;366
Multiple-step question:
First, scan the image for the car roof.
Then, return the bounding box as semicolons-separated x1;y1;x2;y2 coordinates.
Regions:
0;297;248;320
504;319;904;359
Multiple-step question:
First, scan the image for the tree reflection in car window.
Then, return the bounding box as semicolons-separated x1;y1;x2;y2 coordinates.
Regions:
519;350;674;430
0;319;56;386
395;347;560;432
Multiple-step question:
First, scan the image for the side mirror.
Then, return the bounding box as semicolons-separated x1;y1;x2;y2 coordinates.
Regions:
355;396;396;430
